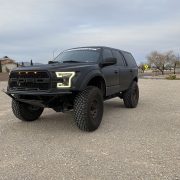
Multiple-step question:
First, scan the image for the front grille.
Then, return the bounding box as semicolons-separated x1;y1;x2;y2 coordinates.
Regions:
9;71;51;91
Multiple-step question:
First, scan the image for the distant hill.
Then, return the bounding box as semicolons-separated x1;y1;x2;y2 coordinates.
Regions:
17;62;44;67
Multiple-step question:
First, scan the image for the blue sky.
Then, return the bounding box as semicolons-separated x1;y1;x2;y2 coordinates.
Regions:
0;0;180;64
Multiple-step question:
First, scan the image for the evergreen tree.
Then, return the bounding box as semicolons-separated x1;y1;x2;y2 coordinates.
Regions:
30;59;33;66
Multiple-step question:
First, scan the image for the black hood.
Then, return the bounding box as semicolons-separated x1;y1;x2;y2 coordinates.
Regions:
14;62;99;71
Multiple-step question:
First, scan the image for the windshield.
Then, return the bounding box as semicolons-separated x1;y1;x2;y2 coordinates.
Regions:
54;48;101;63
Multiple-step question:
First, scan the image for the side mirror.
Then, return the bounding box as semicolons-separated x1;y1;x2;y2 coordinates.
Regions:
102;57;117;66
48;60;58;64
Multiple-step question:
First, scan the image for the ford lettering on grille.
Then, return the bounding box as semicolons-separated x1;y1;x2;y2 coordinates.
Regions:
9;71;50;91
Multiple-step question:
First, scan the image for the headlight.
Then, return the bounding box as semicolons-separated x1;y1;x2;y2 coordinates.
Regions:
55;72;75;88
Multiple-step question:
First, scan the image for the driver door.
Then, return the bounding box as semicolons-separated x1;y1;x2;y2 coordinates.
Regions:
101;48;119;96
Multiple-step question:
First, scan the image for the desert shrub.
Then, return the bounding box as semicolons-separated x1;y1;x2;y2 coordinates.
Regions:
166;74;176;80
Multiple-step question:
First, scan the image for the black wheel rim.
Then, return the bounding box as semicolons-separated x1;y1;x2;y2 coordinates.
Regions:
90;100;98;119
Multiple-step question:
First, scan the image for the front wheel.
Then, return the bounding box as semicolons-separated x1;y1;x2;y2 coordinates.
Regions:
12;100;44;121
74;86;104;131
123;81;139;108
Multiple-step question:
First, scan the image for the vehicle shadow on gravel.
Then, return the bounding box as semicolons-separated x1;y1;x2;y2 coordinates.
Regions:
104;99;125;109
4;99;127;133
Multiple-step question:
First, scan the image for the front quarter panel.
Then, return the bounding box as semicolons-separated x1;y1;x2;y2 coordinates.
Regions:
75;69;105;91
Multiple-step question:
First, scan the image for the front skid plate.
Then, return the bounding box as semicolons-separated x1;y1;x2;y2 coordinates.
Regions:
3;90;68;108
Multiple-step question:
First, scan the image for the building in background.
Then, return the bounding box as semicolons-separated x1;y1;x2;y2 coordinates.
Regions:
0;56;17;73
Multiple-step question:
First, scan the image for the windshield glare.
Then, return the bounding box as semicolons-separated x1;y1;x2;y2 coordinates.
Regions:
54;48;101;63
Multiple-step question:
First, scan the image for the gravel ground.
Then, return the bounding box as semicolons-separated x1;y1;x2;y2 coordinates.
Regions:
0;73;9;81
0;80;180;180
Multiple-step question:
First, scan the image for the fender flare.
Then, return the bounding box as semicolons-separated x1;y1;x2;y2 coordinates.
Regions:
79;70;106;90
128;76;138;89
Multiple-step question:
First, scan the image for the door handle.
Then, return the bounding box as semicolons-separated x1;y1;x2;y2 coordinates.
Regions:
114;70;118;74
130;69;133;73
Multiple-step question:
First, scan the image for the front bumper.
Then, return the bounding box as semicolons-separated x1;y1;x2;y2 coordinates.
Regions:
5;70;77;109
5;89;72;96
4;89;74;108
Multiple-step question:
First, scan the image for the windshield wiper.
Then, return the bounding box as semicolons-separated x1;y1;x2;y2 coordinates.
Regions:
63;60;82;63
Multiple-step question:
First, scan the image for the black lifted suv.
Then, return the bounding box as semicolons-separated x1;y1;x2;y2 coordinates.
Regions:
6;46;139;131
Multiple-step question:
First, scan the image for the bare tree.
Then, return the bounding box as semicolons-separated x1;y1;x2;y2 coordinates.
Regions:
139;63;146;73
167;51;180;74
147;51;166;75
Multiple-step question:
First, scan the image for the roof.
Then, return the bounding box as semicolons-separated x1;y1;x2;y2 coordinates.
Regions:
0;57;16;65
66;46;131;54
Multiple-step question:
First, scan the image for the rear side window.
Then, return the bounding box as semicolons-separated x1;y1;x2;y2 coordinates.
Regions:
112;50;125;66
122;52;137;67
103;49;113;59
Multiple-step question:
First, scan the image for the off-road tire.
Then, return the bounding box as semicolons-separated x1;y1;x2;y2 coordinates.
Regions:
74;86;103;131
12;99;44;121
123;81;139;108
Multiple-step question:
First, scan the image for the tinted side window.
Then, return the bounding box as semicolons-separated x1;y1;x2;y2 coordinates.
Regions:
112;50;125;66
103;49;113;59
122;52;137;67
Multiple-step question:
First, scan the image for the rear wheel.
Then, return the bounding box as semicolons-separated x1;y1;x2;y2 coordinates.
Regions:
12;99;44;121
123;81;139;108
74;86;103;131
